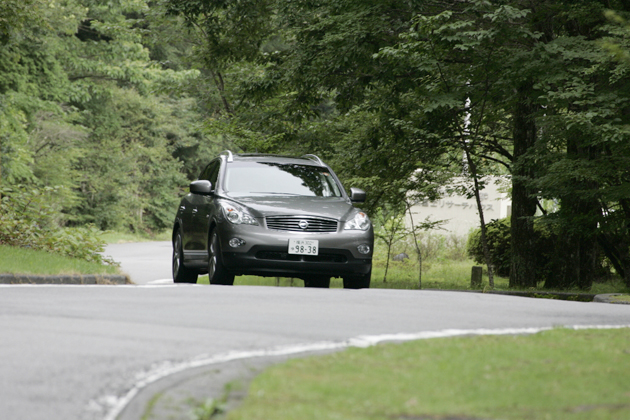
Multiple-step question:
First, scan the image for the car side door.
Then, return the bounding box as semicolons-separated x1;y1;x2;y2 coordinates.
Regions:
187;159;221;252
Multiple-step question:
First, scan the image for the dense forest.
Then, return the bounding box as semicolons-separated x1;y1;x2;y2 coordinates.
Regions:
1;0;630;289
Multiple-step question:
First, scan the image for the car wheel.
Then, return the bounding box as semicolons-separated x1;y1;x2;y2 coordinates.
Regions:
343;269;371;289
208;230;235;285
173;230;198;284
303;276;330;288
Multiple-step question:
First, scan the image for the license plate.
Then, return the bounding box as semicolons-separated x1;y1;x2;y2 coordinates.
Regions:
288;239;319;255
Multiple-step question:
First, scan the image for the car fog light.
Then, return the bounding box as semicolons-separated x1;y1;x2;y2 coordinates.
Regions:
229;238;245;248
357;244;371;255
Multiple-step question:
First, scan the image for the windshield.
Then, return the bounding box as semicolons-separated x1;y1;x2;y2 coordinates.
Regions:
224;162;343;197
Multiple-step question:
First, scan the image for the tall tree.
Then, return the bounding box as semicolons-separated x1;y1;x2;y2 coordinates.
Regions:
1;0;204;233
376;3;541;287
531;1;630;288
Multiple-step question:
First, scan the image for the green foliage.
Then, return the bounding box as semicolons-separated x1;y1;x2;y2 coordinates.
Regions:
467;218;513;278
247;0;630;288
168;0;274;64
415;232;469;263
0;0;43;44
374;229;468;266
176;0;630;290
0;186;114;264
0;0;212;239
373;206;408;282
70;87;187;232
468;218;564;283
467;217;615;289
0;93;34;183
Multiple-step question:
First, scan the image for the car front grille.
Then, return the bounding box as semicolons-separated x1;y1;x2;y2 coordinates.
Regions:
265;216;338;233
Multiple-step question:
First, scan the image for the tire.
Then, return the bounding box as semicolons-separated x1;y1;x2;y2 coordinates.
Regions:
343;268;371;289
173;230;198;284
208;230;235;285
303;276;330;288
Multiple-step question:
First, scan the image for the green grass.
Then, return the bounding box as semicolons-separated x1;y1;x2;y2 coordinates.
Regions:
372;258;504;290
0;244;120;275
609;294;630;304
197;257;498;289
226;328;630;420
200;258;628;296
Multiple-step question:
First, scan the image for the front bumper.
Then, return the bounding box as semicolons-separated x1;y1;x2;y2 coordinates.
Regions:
217;222;373;279
222;245;372;278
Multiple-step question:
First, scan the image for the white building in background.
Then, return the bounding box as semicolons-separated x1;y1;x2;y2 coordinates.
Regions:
405;177;511;237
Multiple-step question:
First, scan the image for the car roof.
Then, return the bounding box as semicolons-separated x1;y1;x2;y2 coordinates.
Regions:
227;152;325;167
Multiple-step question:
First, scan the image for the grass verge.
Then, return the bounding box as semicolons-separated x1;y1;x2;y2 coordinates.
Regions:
225;328;630;420
196;260;491;289
198;259;628;296
0;244;120;275
609;295;630;304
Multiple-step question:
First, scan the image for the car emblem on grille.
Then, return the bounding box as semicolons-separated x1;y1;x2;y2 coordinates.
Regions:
298;220;309;230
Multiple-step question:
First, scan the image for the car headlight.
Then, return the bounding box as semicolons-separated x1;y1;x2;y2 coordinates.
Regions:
221;202;259;225
344;211;371;231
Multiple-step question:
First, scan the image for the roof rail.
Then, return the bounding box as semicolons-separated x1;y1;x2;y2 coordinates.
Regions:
301;154;324;165
221;150;234;163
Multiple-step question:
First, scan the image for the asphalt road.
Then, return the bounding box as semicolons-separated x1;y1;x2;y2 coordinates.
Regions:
103;242;173;285
2;284;629;420
1;242;629;420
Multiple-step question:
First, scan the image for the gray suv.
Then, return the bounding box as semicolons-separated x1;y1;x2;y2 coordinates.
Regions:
172;151;373;288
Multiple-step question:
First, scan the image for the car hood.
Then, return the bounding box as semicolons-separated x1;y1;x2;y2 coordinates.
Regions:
226;195;358;221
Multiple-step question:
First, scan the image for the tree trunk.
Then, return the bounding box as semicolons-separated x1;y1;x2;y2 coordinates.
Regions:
509;82;539;288
462;144;494;288
622;249;630;289
383;242;392;283
405;200;422;289
545;231;597;290
597;233;625;279
210;70;233;115
620;200;630;289
544;133;599;290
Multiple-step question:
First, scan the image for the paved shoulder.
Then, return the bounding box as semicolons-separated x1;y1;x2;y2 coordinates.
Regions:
103;241;172;284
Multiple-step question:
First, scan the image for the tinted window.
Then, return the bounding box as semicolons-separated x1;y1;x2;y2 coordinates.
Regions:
200;160;220;188
224;162;342;197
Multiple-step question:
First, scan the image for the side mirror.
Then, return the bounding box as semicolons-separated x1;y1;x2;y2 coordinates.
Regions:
190;180;213;195
350;188;366;203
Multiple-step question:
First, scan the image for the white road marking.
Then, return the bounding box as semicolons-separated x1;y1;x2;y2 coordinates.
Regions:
146;279;174;285
101;324;630;420
0;282;185;288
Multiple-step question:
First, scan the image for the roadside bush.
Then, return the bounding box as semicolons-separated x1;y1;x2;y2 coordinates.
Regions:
0;186;114;265
467;217;608;286
466;218;512;277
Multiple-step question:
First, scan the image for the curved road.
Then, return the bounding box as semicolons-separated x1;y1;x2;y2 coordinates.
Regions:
0;243;628;420
103;241;173;285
